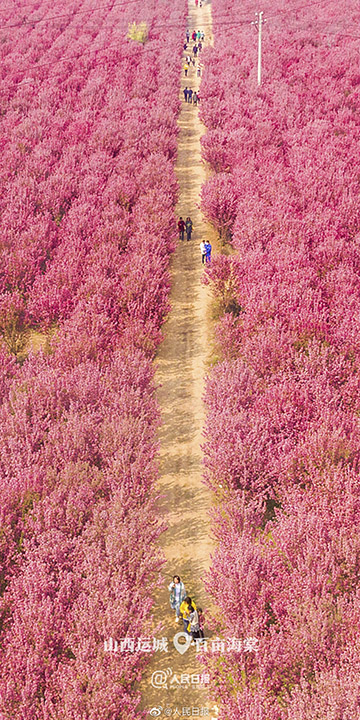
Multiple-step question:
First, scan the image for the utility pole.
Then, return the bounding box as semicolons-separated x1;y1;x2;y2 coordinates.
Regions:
252;11;266;86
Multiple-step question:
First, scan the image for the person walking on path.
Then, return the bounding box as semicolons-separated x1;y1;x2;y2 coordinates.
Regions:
183;87;189;103
205;240;212;263
193;44;198;56
193;91;198;106
178;217;186;240
184;62;189;77
192;30;197;41
200;240;207;264
197;607;205;640
196;29;201;41
168;575;187;622
188;606;201;645
180;596;197;635
198;40;202;53
201;30;205;41
195;0;198;6
188;88;193;104
186;29;190;43
186;216;193;240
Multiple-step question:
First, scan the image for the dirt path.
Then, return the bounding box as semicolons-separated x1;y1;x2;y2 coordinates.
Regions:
137;1;218;717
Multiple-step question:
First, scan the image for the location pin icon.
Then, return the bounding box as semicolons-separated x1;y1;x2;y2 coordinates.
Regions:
173;631;191;655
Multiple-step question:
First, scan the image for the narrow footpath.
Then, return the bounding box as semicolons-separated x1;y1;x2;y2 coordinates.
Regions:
138;0;218;717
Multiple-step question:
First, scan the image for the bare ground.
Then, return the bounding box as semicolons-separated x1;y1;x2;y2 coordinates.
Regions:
137;1;219;717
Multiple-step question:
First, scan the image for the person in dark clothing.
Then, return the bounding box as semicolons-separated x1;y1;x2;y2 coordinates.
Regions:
188;88;193;104
185;217;193;240
183;87;189;102
178;217;186;241
192;30;197;41
197;607;205;640
186;29;190;43
193;44;198;56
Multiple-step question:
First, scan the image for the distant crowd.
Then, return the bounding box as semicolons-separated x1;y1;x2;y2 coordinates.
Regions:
183;28;205;104
178;217;211;263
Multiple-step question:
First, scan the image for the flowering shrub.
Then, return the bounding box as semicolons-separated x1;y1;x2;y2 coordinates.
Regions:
0;0;187;716
200;0;360;716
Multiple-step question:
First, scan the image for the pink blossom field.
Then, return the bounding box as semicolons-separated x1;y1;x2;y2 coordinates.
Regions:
0;1;187;717
200;0;360;717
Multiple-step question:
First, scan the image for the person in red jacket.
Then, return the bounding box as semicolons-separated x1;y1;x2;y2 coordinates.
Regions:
178;217;186;241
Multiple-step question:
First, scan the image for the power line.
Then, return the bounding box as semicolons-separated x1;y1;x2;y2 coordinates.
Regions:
0;0;358;92
2;22;359;93
0;1;358;36
0;0;144;30
1;36;173;90
266;0;330;20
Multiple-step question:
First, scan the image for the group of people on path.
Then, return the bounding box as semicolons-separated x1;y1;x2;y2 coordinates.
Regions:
178;216;193;241
183;28;203;103
183;87;200;104
200;239;211;264
168;576;205;645
184;41;202;66
184;57;202;79
178;218;212;263
186;29;205;44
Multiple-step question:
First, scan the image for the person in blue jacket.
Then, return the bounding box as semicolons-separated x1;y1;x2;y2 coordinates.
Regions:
168;575;187;622
205;240;212;263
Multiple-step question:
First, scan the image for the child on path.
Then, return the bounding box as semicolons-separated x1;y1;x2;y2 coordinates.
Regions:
178;217;186;240
180;596;197;635
200;240;207;264
168;576;187;622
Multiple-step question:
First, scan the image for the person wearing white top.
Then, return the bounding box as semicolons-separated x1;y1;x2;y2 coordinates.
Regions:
200;240;207;264
168;575;187;622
